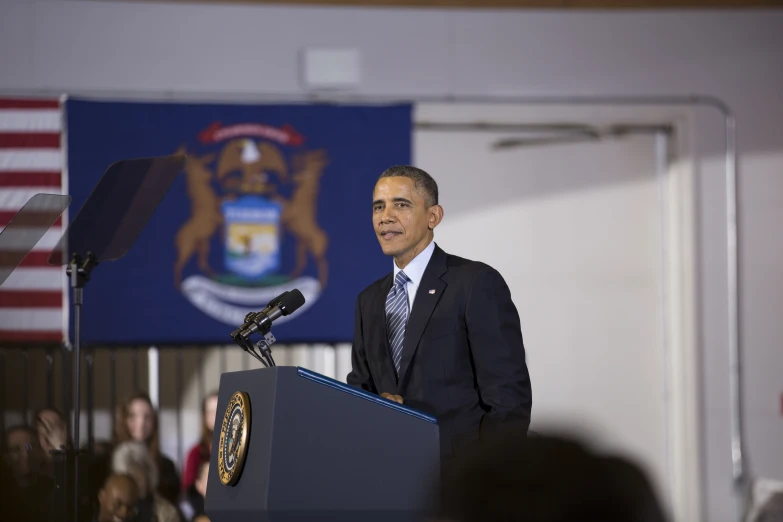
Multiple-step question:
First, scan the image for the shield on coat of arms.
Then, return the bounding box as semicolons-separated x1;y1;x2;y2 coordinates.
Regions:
223;196;282;280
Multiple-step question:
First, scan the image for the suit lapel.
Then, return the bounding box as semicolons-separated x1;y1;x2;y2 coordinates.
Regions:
397;245;448;383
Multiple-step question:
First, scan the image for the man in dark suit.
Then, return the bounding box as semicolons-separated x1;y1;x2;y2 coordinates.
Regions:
347;165;532;459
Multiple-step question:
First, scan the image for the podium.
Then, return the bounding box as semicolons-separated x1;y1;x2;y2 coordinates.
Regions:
206;366;441;522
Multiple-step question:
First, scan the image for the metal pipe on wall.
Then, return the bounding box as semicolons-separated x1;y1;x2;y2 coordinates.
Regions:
724;113;744;522
654;129;675;518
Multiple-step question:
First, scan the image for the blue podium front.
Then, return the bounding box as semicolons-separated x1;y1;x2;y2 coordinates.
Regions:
206;366;440;522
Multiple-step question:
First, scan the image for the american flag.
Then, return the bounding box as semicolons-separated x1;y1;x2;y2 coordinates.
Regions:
0;98;66;343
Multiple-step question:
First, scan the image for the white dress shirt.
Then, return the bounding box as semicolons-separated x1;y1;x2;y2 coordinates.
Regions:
392;240;436;312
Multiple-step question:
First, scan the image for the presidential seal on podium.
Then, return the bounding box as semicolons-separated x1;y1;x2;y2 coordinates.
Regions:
218;391;251;486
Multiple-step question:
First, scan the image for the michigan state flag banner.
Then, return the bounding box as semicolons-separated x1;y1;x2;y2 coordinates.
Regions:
65;99;412;344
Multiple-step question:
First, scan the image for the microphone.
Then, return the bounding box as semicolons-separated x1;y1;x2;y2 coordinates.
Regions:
238;289;305;340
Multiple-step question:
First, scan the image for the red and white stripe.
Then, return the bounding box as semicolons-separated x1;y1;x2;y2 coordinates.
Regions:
0;98;65;343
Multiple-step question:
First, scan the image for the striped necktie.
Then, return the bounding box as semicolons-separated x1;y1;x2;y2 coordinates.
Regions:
386;270;409;374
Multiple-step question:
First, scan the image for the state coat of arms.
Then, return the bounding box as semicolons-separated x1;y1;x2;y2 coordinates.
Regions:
173;122;328;326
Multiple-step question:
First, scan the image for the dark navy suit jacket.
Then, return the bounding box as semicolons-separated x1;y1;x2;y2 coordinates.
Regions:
347;244;532;457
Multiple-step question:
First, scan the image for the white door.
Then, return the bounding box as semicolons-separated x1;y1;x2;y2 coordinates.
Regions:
415;105;693;519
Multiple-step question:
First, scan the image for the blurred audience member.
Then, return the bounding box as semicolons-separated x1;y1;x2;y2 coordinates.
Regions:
2;425;54;521
96;473;139;522
180;461;210;522
115;392;180;505
113;441;180;522
756;492;783;522
182;391;218;494
438;431;667;522
35;407;70;477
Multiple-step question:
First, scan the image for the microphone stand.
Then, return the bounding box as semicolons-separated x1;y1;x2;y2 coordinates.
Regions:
230;328;277;368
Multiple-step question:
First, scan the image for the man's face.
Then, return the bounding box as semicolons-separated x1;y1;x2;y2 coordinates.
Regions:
99;476;139;522
373;177;439;263
4;428;40;478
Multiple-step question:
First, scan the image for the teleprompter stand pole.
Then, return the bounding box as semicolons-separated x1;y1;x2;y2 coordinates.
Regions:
66;252;98;522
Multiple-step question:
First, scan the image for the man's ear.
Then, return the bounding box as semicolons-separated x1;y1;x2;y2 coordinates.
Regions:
428;205;444;230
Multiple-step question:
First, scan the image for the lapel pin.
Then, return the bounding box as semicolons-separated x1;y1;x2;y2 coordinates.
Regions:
429;289;436;294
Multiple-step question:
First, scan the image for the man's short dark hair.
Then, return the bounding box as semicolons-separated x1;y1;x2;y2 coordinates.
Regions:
378;165;438;207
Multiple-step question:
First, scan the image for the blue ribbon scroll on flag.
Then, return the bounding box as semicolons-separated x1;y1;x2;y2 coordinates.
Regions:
65;99;412;344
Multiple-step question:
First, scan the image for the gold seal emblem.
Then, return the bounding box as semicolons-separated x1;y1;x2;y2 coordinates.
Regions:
218;391;251;486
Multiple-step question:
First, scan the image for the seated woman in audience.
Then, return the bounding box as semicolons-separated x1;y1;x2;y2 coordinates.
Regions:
182;391;218;495
34;407;70;478
115;392;180;506
112;441;180;522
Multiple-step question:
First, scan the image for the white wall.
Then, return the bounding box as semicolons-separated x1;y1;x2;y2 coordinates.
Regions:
2;2;783;521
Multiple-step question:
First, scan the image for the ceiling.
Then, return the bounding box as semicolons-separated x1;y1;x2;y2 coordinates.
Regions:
155;0;783;8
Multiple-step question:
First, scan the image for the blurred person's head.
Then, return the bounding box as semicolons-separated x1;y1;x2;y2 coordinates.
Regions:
757;492;783;522
202;391;219;447
3;426;42;485
34;407;70;460
112;441;158;499
116;392;160;459
195;461;209;499
98;473;139;522
374;166;443;267
438;431;666;522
